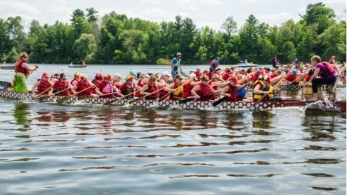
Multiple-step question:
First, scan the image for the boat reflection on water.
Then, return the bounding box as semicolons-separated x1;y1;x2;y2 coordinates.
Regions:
252;111;275;129
13;102;31;126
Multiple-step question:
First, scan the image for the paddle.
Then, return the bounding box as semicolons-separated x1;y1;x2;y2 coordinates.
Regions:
178;90;221;105
39;87;71;101
33;86;53;100
128;86;167;104
212;83;250;107
104;89;141;105
257;78;284;103
0;81;11;90
56;86;92;103
158;78;194;102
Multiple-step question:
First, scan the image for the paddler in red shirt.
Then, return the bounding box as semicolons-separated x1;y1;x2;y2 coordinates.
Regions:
31;72;54;98
119;75;141;98
191;75;217;101
181;73;201;99
95;74;123;98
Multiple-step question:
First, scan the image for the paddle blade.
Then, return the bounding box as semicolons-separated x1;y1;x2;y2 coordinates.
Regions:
56;96;71;103
179;98;195;105
104;98;120;105
212;96;228;107
38;95;49;101
128;98;139;104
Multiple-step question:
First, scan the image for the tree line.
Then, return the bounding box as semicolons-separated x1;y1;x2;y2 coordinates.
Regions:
0;3;345;65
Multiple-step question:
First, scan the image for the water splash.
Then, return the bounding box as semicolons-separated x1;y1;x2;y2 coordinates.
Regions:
303;100;339;113
168;104;182;110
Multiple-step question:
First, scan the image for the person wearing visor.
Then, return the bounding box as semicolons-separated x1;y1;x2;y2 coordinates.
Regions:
252;75;274;102
171;52;182;77
119;75;141;98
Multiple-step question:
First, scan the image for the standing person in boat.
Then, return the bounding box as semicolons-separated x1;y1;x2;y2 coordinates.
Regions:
53;73;73;96
191;75;216;101
272;55;277;68
95;74;122;98
140;75;159;99
163;74;185;100
31;72;54;97
13;52;38;93
72;74;97;97
209;57;220;74
119;75;141;98
171;52;182;77
252;75;274;102
305;55;337;101
181;73;201;99
220;76;248;102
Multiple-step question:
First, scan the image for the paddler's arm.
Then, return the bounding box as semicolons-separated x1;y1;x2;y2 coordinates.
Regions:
235;83;248;90
113;86;124;97
332;64;340;75
31;81;40;95
22;63;37;71
163;83;174;92
191;81;201;86
220;85;231;97
140;85;149;96
134;83;141;90
95;87;103;95
253;84;269;95
212;81;229;87
191;85;201;99
88;81;96;88
305;68;320;85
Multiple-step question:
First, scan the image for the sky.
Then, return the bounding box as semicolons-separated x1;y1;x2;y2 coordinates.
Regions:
0;0;345;31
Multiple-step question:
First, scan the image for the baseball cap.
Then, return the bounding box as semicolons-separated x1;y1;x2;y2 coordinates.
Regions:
291;69;297;74
104;74;112;80
42;72;49;77
162;71;170;77
229;76;238;84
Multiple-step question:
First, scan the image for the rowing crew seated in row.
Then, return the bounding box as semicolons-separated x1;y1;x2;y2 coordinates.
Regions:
31;71;274;103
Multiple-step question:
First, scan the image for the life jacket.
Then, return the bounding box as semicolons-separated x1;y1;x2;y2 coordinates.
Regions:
226;84;238;102
222;73;232;81
253;80;274;102
197;83;214;101
145;83;157;99
37;79;51;94
194;71;202;79
171;83;183;100
76;80;92;96
319;62;336;78
120;82;134;96
101;81;113;93
14;60;29;78
135;79;145;97
54;80;70;96
182;83;195;98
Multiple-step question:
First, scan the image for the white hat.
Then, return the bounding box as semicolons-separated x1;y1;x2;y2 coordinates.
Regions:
177;52;182;56
143;74;150;78
189;73;196;78
114;73;121;78
162;71;170;77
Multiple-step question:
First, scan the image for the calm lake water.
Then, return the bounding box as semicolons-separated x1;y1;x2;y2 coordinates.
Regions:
0;65;346;195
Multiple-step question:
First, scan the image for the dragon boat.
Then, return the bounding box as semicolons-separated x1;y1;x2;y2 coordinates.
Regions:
0;89;345;113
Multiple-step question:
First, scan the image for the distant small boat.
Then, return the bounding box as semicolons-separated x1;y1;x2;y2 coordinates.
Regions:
68;62;87;68
232;62;258;69
0;65;15;70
